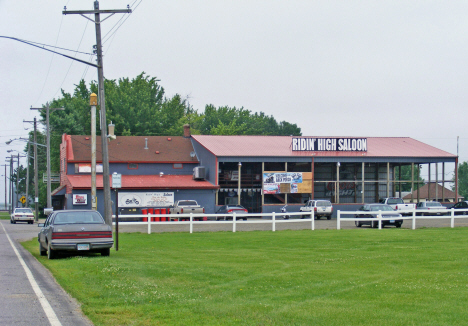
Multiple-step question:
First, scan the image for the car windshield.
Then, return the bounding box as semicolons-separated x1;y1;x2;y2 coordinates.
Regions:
370;205;394;212
15;208;33;214
426;202;443;207
53;212;104;224
386;198;403;205
228;205;244;209
316;201;331;207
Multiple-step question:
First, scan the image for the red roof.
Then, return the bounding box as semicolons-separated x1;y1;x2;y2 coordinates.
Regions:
66;174;218;190
192;135;456;158
65;135;198;163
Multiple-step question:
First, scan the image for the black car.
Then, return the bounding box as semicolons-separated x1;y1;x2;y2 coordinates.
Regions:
216;205;248;220
355;204;403;228
449;201;468;215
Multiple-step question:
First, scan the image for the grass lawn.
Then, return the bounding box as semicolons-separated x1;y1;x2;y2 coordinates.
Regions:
0;211;10;220
22;228;468;326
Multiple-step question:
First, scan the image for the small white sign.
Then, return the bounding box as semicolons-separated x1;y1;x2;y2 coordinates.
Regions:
73;194;88;205
112;173;122;188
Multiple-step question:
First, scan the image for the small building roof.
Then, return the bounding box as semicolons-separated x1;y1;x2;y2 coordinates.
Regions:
64;135;198;163
403;183;462;200
192;135;456;158
66;174;218;190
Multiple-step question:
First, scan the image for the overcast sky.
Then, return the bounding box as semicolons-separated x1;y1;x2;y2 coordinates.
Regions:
1;1;467;203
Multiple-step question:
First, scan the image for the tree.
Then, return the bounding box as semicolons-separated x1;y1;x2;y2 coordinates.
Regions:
395;165;425;192
24;73;301;215
453;162;468;199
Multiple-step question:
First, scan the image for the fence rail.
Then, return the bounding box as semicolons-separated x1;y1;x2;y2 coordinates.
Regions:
337;208;466;230
111;208;468;234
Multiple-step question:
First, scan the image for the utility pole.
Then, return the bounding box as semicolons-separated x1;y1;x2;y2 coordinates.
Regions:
25;141;30;207
63;2;131;225
1;164;7;211
31;103;64;210
90;93;98;211
24;118;39;220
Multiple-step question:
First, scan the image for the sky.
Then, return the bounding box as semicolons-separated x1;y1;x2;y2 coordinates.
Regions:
1;0;467;203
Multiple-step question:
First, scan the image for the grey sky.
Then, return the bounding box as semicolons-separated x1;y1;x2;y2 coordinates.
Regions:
1;1;466;202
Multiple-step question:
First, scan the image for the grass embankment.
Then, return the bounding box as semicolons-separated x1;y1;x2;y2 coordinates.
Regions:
0;211;10;220
23;228;468;326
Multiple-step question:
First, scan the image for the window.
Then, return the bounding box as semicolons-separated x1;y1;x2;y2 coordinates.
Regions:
128;163;138;170
173;163;183;169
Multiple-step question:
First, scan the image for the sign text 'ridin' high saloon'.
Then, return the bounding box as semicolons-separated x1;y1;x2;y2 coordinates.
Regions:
292;138;367;152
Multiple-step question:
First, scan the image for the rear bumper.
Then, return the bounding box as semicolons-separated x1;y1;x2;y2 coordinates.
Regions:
50;239;114;251
12;216;34;221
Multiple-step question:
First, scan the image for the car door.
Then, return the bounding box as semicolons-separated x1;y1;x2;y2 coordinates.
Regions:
39;214;53;246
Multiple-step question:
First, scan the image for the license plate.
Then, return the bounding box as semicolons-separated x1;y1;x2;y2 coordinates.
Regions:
77;244;90;251
390;220;395;223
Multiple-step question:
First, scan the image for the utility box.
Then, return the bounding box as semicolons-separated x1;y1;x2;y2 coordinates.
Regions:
193;166;206;180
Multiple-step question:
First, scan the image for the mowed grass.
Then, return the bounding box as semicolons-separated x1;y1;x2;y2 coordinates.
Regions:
0;211;10;220
22;228;468;326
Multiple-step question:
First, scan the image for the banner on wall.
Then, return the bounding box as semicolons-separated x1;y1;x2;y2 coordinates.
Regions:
263;173;304;194
73;194;88;205
118;192;174;207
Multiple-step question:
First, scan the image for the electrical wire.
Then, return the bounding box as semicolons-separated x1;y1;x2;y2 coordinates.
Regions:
52;20;92;100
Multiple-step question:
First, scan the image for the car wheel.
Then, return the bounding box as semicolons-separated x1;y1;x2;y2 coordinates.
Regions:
47;242;56;260
315;216;320;220
101;248;110;256
12;220;16;224
327;216;331;220
243;218;247;221
355;221;361;227
39;243;47;256
396;222;402;228
10;219;13;224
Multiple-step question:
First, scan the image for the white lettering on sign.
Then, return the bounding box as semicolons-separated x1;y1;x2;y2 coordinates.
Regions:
292;138;367;152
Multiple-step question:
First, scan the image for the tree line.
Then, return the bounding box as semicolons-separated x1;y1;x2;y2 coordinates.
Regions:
17;73;301;213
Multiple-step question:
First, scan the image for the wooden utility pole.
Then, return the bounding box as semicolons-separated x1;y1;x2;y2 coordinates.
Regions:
31;103;64;210
63;2;131;225
23;118;39;220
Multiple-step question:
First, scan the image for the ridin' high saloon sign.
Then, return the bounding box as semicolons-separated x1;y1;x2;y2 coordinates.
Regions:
292;138;367;152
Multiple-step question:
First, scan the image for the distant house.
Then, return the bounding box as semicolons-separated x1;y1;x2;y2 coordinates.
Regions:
402;183;463;203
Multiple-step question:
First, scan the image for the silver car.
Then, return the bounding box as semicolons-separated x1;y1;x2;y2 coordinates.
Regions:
38;210;114;259
355;204;403;228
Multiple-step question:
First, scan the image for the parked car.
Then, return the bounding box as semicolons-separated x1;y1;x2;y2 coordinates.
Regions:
416;201;449;216
216;205;248;220
11;207;34;224
299;200;333;219
378;197;416;216
170;200;205;216
355;204;403;228
38;210;114;259
449;201;468;215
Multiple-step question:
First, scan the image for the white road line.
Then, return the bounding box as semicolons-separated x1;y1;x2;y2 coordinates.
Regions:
0;223;62;326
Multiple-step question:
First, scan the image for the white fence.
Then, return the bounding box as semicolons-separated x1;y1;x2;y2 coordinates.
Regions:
112;211;315;234
111;208;468;234
338;208;467;230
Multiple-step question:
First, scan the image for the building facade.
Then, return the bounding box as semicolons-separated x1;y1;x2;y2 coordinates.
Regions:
54;126;458;216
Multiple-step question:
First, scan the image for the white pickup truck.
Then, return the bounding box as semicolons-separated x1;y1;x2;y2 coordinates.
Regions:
378;197;416;216
169;200;206;221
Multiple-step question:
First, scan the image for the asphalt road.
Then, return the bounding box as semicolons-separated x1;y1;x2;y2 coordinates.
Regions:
0;219;92;326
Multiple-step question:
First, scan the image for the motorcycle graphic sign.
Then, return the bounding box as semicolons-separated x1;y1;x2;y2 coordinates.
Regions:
119;192;174;207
